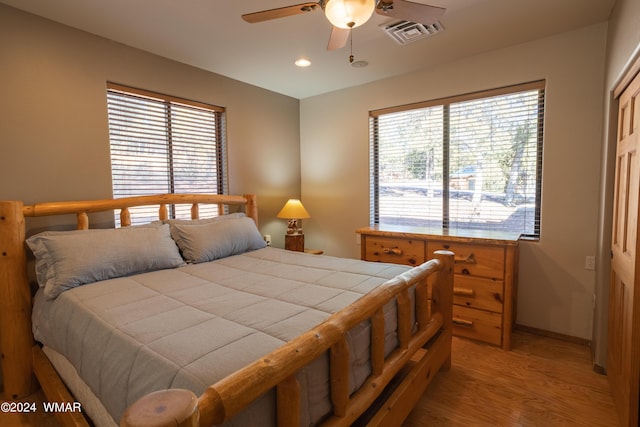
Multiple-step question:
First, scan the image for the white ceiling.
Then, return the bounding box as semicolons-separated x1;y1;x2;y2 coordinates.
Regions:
1;0;615;99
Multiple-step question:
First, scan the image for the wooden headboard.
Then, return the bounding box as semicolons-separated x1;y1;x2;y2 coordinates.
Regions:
0;193;258;399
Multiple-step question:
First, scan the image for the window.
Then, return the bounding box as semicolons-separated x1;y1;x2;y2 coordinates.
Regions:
106;83;227;225
369;81;544;238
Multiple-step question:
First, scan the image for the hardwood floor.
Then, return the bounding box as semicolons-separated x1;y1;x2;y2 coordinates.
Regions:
1;330;619;427
1;388;59;427
405;330;620;426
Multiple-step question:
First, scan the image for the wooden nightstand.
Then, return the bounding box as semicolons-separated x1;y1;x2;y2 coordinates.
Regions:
284;234;304;251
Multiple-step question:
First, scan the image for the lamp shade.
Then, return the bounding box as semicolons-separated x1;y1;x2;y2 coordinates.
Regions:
324;0;376;29
277;199;310;219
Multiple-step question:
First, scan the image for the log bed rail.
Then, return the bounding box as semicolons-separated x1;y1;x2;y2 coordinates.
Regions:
20;193;259;229
0;194;453;427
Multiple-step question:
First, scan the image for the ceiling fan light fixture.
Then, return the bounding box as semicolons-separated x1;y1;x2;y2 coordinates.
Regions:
324;0;376;29
295;58;312;67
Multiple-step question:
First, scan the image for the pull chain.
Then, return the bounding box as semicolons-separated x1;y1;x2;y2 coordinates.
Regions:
349;23;354;63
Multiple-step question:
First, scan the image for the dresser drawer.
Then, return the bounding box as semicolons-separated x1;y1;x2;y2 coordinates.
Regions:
427;242;505;279
452;305;502;346
453;275;504;313
358;226;518;350
363;236;425;266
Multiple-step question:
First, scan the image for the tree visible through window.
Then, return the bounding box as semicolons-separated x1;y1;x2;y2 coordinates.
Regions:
369;81;544;238
106;83;227;225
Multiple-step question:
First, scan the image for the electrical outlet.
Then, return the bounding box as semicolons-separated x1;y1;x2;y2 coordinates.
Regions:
585;255;595;270
263;234;271;247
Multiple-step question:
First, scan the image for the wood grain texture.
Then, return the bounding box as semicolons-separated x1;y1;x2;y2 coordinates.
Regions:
360;227;518;350
32;347;88;427
22;194;255;220
9;331;618;427
404;331;620;426
356;225;520;247
609;67;640;427
0;201;33;400
120;389;198;427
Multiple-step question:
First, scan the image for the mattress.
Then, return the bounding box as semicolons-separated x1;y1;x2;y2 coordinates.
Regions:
32;247;412;426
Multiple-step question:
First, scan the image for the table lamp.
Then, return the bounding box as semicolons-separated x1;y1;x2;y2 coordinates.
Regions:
277;199;310;251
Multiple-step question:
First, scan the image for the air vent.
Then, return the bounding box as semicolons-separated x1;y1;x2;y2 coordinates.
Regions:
381;20;444;45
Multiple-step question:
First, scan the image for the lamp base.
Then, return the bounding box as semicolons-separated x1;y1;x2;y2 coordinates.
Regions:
285;234;304;252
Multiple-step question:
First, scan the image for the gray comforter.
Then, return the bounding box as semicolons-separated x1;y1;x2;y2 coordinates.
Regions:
32;247;411;426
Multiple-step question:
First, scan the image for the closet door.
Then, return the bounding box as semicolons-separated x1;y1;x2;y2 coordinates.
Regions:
609;69;640;427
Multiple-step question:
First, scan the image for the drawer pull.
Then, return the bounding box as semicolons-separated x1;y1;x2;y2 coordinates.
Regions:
382;246;403;256
453;318;474;327
453;287;475;297
454;253;476;264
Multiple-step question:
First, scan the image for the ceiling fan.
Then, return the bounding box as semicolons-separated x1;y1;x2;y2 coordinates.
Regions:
242;0;446;51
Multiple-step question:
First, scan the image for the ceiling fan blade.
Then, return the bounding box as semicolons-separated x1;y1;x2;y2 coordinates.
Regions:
242;2;320;23
327;26;350;51
376;0;445;24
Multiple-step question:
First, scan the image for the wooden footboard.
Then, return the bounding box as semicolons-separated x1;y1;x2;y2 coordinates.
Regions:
121;251;453;427
0;194;453;427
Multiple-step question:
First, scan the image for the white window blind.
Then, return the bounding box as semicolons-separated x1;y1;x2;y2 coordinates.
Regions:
370;81;544;238
107;83;227;225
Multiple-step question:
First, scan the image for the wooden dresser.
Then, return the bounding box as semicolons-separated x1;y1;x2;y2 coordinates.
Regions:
357;225;519;350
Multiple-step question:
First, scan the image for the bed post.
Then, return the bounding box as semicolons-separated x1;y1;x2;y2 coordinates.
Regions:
0;201;34;399
120;388;199;427
433;250;454;369
244;194;259;226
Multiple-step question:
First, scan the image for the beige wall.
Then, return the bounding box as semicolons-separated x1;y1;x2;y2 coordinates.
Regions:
300;23;608;340
0;5;301;247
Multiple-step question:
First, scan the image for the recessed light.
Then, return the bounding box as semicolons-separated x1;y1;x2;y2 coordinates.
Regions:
295;58;312;67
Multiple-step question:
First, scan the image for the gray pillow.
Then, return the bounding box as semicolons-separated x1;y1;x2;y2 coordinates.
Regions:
27;224;185;299
164;212;246;242
171;216;266;263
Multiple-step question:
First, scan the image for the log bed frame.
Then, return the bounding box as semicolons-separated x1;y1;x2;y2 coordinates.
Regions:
0;193;453;427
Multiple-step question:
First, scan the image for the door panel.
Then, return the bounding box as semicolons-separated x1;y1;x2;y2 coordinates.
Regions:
609;70;640;427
